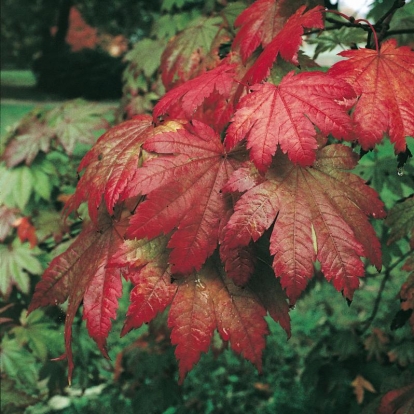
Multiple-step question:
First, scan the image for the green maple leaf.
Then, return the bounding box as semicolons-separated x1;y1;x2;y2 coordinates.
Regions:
124;38;167;79
1;100;111;169
0;239;43;299
161;15;231;88
0;336;39;389
48;99;111;155
307;26;366;60
0;376;41;412
11;309;63;361
386;196;414;245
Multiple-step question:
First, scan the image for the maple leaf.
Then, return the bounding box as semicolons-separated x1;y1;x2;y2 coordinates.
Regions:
124;38;167;79
222;145;385;302
351;374;376;404
12;309;62;361
65;116;153;224
0;239;43;300
33;209;71;244
1;101;110;168
233;0;322;64
219;243;256;286
385;196;414;246
168;259;268;383
108;236;177;335
153;63;236;121
1;109;53;168
225;72;356;171
28;204;127;383
13;216;37;248
232;0;291;63
364;328;390;363
378;383;414;414
0;206;18;242
161;15;231;89
243;5;325;85
48;99;111;155
328;39;414;152
125;120;243;274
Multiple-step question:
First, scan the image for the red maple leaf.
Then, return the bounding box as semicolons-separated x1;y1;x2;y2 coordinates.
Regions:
65;116;153;223
225;71;356;171
378;382;414;414
232;0;293;63
125;120;244;274
243;5;325;85
168;259;269;383
108;236;177;335
13;216;37;248
153;63;236;121
233;0;324;65
328;39;414;152
28;204;127;383
222;145;385;302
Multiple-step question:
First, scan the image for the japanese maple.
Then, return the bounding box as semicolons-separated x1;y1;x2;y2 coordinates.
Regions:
27;0;414;388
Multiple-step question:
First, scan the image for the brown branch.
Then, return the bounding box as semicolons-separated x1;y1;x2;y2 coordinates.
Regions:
368;0;407;47
385;29;414;38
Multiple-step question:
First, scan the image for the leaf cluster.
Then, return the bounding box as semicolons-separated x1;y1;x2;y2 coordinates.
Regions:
1;0;414;412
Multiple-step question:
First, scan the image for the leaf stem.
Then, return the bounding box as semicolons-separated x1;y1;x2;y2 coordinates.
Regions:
324;10;379;51
354;18;379;51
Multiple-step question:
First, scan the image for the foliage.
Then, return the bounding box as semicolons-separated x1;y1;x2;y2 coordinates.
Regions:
1;0;414;413
0;0;57;68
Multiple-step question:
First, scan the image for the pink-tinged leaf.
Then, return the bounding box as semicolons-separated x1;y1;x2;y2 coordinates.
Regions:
233;0;323;64
153;64;236;120
82;259;122;358
65;116;153;223
168;260;269;382
225;72;356;171
328;39;414;152
108;237;177;335
219;243;256;286
233;0;290;63
126;120;242;274
223;145;385;302
210;262;268;370
28;205;127;382
244;5;325;84
168;270;216;383
222;162;265;194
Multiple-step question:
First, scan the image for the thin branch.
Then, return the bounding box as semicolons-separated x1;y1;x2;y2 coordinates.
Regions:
321;1;409;50
325;16;371;31
375;0;406;28
360;248;413;335
368;0;407;47
385;28;414;38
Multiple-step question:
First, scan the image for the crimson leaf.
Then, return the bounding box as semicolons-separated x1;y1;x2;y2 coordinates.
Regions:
222;145;385;302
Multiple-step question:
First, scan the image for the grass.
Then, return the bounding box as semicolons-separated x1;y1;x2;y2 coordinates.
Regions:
1;70;37;87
